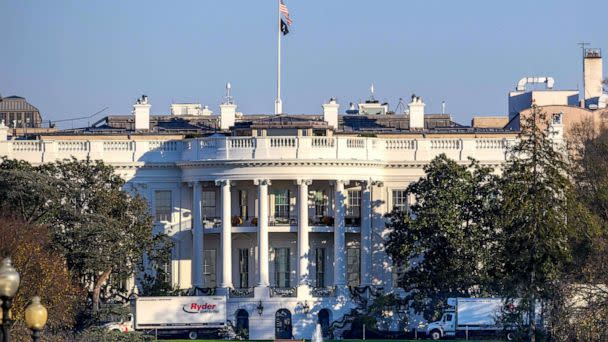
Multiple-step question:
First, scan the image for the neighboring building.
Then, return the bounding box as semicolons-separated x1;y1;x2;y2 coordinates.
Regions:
0;95;43;128
507;48;607;137
0;91;531;339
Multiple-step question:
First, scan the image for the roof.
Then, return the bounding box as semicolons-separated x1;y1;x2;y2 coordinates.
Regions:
50;112;517;137
0;96;40;112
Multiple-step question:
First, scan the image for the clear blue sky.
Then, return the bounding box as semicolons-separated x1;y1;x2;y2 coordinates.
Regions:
1;0;605;126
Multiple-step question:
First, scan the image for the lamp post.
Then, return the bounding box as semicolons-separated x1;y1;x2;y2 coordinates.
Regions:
0;258;47;342
0;258;20;342
25;297;47;342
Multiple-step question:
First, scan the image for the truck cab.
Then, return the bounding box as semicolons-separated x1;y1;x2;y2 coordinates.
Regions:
104;313;134;333
426;311;456;340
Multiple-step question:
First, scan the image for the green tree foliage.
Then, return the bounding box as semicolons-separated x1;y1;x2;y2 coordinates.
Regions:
385;154;501;319
496;106;593;341
0;157;172;319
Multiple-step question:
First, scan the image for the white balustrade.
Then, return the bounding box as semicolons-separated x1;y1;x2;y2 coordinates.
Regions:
0;135;515;165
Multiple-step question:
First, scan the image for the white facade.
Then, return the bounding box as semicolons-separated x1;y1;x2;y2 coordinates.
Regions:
0;132;516;339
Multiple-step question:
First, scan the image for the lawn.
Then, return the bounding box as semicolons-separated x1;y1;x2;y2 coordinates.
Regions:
163;340;503;342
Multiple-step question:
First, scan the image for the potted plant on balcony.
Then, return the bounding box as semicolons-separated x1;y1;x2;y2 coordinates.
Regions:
251;217;258;226
321;216;334;226
232;216;243;226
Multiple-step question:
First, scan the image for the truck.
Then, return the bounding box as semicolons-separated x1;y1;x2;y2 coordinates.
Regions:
105;296;227;340
425;298;518;340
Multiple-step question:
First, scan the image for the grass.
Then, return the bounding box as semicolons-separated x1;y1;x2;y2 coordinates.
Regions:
162;340;503;342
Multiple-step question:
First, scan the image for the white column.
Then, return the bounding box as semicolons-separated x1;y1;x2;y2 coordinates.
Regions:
217;179;233;289
256;179;271;287
191;181;204;287
297;179;312;286
360;180;372;286
334;180;347;287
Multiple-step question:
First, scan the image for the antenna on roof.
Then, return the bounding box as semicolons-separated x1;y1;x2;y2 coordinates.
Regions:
442;101;446;115
395;98;407;114
369;83;375;101
223;82;234;104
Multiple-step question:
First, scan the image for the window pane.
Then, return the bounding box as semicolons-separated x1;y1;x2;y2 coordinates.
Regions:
155;190;172;222
202;191;216;218
315;248;325;287
347;190;361;217
313;191;327;218
392;189;408;212
274;248;290;288
273;190;290;219
239;249;249;288
204;249;216;287
347;248;360;286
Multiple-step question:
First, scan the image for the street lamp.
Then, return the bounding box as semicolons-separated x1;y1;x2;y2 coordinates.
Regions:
256;301;264;316
25;297;47;342
0;258;20;342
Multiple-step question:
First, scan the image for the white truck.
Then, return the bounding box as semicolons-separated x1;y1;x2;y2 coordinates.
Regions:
105;296;227;340
426;298;517;340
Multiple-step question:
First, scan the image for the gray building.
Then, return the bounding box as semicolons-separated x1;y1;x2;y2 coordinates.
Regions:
0;96;43;128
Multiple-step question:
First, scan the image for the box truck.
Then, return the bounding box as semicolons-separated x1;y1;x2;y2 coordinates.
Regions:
105;296;227;340
426;298;517;340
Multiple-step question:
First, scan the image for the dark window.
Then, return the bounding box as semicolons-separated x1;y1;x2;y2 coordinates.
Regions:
239;248;249;288
274;248;290;288
315;248;325;287
154;190;172;222
347;247;360;286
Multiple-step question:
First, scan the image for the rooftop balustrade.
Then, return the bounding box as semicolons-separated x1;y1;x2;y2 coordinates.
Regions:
0;136;514;165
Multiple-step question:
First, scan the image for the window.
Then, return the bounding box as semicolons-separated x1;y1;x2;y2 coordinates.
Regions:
274;248;290;288
238;248;249;288
346;190;361;217
346;248;360;286
202;191;216;218
239;190;248;219
313;191;327;219
274;190;290;219
392;260;406;287
445;314;453;322
203;249;216;287
392;189;408;212
315;248;325;288
154;190;172;222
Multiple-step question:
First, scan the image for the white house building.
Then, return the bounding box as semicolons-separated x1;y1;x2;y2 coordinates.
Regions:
0;92;536;339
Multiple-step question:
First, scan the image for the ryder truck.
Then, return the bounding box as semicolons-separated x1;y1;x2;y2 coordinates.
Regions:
426;298;518;340
105;296;227;340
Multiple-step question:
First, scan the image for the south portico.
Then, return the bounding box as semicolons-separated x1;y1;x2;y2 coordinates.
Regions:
183;174;384;299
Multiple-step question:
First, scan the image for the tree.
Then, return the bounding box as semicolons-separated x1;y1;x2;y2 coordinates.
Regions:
385;154;501;320
497;105;589;341
0;216;82;339
0;157;172;318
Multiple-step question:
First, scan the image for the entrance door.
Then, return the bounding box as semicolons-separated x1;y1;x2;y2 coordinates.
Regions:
318;309;331;338
275;309;293;339
235;309;249;339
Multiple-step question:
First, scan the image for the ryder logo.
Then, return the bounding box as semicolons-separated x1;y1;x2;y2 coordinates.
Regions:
183;302;219;314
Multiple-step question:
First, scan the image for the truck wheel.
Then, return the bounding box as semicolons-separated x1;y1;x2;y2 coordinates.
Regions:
188;331;198;340
430;329;442;340
506;332;515;341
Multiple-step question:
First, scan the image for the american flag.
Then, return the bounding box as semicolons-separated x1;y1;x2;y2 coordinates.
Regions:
279;0;292;26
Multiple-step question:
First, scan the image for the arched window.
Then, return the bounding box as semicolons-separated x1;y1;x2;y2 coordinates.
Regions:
275;309;293;339
318;308;331;338
235;309;249;339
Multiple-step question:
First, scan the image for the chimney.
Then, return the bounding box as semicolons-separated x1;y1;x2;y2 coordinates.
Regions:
322;98;340;129
0;120;8;141
133;95;151;130
584;48;604;107
408;94;425;129
219;103;236;130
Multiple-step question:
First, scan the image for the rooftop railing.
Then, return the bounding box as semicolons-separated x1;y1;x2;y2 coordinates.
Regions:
0;136;514;165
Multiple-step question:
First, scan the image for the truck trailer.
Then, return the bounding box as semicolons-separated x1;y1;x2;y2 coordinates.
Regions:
426;298;517;340
105;296;227;340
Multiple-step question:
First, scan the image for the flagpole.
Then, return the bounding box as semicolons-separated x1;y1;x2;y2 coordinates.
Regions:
275;0;283;114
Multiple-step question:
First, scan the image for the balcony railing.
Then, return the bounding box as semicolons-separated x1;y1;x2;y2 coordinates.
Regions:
311;286;336;297
269;216;297;226
0;136;515;165
270;287;297;297
229;287;254;298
